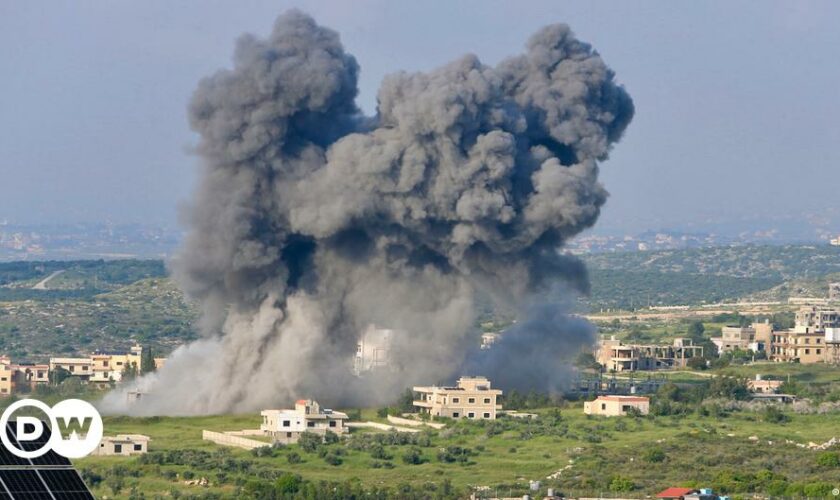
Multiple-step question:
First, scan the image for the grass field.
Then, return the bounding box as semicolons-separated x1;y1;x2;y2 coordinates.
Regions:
70;402;840;499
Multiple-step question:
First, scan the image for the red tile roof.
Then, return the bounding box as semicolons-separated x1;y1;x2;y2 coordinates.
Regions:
657;487;697;498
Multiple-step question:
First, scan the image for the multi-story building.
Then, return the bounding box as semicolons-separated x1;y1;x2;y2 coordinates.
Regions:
49;357;93;380
596;337;704;372
768;306;840;363
0;361;14;397
260;399;349;444
354;325;393;375
413;376;503;420
51;345;145;384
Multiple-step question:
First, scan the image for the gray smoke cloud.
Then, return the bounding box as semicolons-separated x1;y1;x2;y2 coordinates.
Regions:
101;10;633;415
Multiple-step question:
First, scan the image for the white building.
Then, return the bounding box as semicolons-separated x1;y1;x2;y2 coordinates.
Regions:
354;325;393;375
91;435;150;456
584;395;650;417
261;399;348;444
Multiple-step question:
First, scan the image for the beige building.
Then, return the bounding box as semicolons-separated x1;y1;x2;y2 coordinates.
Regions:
0;361;13;397
584;395;650;416
49;357;93;380
747;375;783;394
413;376;503;420
766;306;840;363
91;435;150;456
596;337;703;372
261;399;348;444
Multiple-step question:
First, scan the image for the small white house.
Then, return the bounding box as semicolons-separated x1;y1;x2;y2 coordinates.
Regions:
91;434;150;456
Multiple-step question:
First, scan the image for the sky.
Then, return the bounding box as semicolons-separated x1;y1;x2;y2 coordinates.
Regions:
1;0;839;235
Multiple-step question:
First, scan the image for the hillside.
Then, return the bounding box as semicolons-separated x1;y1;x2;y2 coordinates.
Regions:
583;245;840;309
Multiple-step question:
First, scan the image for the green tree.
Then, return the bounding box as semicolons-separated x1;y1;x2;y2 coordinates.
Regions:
140;346;156;374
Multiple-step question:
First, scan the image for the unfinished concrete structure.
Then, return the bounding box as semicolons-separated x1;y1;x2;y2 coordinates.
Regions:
413;376;502;420
596;337;704;372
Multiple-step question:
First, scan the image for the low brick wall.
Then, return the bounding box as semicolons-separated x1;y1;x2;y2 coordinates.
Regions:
202;430;268;450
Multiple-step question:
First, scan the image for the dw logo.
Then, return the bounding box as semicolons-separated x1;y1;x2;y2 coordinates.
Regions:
0;399;103;459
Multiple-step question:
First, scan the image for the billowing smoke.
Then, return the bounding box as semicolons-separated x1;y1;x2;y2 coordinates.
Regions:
101;10;633;415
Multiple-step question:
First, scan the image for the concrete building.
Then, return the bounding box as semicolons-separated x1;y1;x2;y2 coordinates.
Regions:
413;376;503;420
49;357;93;380
747;374;783;394
354;325;393;375
10;363;49;389
480;332;501;350
596;337;704;372
767;306;840;363
830;282;840;301
0;362;13;397
584;395;650;416
261;399;348;444
91;435;150;456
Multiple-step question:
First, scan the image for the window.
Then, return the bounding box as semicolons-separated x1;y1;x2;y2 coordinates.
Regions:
467;412;475;418
82;366;88;371
817;349;822;354
329;421;337;427
0;389;6;394
69;366;75;372
483;413;490;419
0;378;5;382
483;398;491;404
282;420;290;427
452;412;460;418
805;349;810;355
468;398;475;404
133;444;142;451
116;362;123;366
286;432;292;438
114;444;122;453
601;403;606;410
307;421;315;427
452;397;460;403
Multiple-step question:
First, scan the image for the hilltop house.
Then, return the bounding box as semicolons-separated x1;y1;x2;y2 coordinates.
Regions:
413;376;503;420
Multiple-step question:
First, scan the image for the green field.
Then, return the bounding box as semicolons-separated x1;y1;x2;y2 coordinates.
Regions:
65;402;840;499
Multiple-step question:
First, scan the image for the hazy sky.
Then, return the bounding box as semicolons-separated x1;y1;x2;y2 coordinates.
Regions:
1;1;838;234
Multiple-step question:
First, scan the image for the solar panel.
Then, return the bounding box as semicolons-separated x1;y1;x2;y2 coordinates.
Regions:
0;421;95;500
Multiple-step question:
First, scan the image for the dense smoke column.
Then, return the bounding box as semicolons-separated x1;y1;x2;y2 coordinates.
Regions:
102;10;633;415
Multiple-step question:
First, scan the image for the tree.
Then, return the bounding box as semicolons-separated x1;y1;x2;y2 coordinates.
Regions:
49;367;71;386
687;356;708;370
121;362;138;383
688;321;705;338
140;346;156;374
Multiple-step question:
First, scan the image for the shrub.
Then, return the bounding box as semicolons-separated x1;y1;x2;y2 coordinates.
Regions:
286;452;302;464
816;452;840;467
609;475;635;493
297;432;322;453
401;448;426;465
642;447;666;463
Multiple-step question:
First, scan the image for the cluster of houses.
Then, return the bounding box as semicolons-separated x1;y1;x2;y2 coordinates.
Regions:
596;305;840;372
0;344;165;396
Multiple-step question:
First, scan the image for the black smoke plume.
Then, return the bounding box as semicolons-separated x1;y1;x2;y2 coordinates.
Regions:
103;10;633;414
